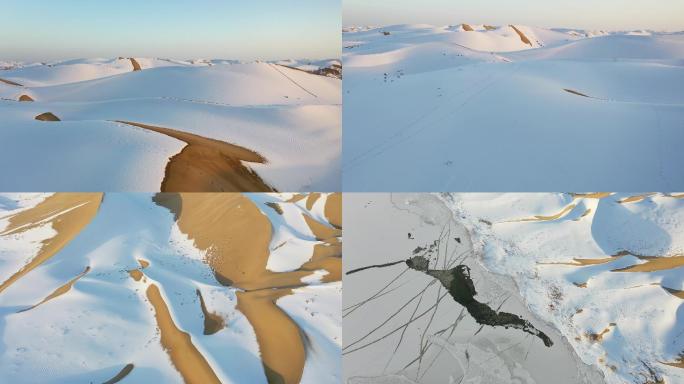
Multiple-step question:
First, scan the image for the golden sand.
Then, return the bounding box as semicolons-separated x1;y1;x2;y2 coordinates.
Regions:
18;266;90;313
197;289;225;335
35;112;60;121
237;289;305;384
102;363;134;384
618;193;657;204
146;284;221;384
114;121;273;192
513;204;576;222
153;193;342;383
324;192;342;229
570;192;613;199
129;58;141;71
461;23;474;31
286;194;307;203
663;287;684;300
0;193;102;294
483;25;497;31
510;25;532;45
305;192;321;210
18;94;33;102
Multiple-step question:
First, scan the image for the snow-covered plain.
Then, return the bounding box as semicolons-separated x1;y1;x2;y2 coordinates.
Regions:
0;58;341;191
0;192;341;384
344;192;684;384
343;24;684;191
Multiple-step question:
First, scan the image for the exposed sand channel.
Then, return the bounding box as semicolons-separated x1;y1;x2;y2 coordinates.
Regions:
153;192;342;384
114;121;274;192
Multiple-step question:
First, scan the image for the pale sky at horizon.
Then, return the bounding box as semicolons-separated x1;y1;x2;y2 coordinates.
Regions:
0;0;340;62
344;0;684;31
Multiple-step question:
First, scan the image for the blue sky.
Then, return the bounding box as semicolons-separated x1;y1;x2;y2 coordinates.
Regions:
0;0;340;61
344;0;684;31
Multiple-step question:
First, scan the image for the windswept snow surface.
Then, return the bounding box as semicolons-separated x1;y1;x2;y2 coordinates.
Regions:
0;58;341;191
0;193;341;384
343;24;684;191
441;192;684;384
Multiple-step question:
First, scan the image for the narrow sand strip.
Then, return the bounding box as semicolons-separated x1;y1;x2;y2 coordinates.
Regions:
570;192;613;199
618;193;656;204
510;203;577;222
0;77;22;86
114;121;273;192
0;193;102;294
102;363;134;384
305;192;321;210
146;283;221;384
17;266;90;313
510;25;532;45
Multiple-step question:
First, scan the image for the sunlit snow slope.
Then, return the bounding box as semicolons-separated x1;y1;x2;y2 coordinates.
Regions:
443;192;684;384
0;192;341;384
343;24;684;190
0;58;341;191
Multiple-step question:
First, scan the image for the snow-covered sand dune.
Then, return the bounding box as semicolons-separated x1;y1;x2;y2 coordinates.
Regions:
442;192;684;384
343;24;684;191
0;192;341;384
0;58;341;191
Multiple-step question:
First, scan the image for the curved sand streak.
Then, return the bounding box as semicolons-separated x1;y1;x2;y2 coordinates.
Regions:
17;266;90;313
0;77;22;86
0;193;102;294
324;192;342;229
508;203;577;222
102;363;134;384
510;25;532;45
114;121;274;192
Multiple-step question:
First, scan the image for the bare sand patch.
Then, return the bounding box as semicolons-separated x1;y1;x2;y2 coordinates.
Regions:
18;266;90;313
102;363;134;384
510;25;532;45
129;58;141;71
18;95;33;102
0;193;102;294
35;112;60;121
146;283;221;384
197;289;225;335
484;25;497;31
324;192;342;229
461;23;474;31
265;202;283;215
114;121;273;192
286;194;307;203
